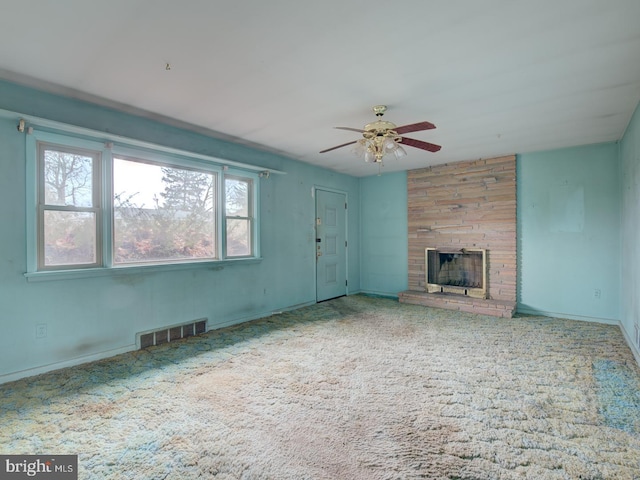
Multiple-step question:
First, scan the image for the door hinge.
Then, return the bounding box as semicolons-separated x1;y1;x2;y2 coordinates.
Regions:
345;240;347;248
345;202;347;209
346;280;348;286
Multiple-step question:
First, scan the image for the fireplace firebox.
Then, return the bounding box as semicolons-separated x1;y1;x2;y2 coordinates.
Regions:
425;248;487;299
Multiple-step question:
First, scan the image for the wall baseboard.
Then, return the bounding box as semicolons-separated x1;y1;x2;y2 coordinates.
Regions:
355;289;399;300
0;344;135;385
517;306;640;367
619;321;640;368
516;307;619;325
0;300;317;385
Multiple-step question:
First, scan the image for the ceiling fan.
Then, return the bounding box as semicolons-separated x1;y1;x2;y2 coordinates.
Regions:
319;105;441;164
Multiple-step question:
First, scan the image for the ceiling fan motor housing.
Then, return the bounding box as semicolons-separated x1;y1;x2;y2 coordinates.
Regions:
364;120;398;135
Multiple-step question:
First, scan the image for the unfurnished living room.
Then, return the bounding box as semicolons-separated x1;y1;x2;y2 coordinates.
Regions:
1;1;640;479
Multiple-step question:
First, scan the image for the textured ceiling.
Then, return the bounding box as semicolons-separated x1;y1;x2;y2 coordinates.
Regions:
1;0;639;176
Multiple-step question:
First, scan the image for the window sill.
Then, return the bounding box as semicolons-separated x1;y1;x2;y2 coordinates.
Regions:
24;257;263;283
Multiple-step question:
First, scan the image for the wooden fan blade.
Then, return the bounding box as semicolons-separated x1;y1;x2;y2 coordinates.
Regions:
335;126;366;133
399;136;441;152
395;121;436;135
319;140;357;153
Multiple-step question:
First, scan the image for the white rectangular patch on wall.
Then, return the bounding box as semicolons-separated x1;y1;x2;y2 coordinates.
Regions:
549;184;584;233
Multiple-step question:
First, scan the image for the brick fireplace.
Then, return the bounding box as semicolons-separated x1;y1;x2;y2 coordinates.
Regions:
399;155;517;318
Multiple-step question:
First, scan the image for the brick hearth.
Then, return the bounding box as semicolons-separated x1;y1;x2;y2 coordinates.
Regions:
399;290;516;318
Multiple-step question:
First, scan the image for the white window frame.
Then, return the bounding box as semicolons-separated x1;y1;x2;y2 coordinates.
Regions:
37;140;104;271
25;129;261;280
224;174;256;258
111;151;220;266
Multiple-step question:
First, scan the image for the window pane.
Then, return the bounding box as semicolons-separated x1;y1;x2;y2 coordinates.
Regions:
227;218;251;256
43;148;94;207
43;210;96;266
225;178;249;216
113;158;216;264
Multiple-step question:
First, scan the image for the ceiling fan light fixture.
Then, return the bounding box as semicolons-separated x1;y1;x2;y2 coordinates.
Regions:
394;145;407;159
352;139;367;157
364;149;375;163
384;137;398;152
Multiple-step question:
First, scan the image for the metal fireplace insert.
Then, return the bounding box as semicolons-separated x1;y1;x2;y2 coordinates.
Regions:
425;247;487;299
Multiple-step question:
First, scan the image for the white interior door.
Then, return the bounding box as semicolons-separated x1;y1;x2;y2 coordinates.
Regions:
315;189;347;302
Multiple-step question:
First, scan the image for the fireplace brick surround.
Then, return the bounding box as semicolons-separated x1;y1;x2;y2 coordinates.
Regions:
399;155;517;318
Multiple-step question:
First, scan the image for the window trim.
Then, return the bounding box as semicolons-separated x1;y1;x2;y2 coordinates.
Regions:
224;174;256;258
25;128;264;281
111;153;220;266
37;141;104;271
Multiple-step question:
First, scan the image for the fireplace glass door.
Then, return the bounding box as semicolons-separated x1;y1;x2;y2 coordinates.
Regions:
425;248;487;298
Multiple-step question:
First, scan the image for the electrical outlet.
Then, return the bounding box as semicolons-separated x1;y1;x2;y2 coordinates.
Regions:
594;289;601;299
35;323;47;338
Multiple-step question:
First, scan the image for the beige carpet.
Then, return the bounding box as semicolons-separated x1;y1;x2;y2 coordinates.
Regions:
1;295;640;479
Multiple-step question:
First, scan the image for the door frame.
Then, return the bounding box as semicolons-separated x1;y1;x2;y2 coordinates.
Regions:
314;186;349;302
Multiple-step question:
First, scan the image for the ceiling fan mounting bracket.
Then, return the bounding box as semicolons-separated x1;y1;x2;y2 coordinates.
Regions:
372;105;387;117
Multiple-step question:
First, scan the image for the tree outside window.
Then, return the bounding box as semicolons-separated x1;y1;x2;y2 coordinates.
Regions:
113;158;216;264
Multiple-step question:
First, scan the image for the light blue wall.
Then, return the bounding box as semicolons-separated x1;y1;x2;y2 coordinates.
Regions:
0;80;360;382
517;143;621;323
1;77;635;382
359;172;408;297
358;145;624;322
620;100;640;357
